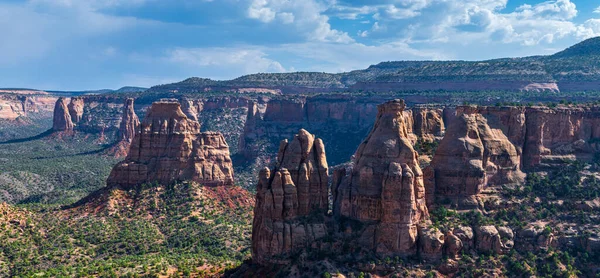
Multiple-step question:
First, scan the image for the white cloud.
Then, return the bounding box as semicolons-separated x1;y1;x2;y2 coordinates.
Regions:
165;47;287;78
341;0;598;47
594;6;600;14
247;0;353;43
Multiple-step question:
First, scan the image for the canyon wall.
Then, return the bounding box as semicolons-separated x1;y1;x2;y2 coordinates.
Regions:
239;95;447;166
106;101;234;189
0;94;57;120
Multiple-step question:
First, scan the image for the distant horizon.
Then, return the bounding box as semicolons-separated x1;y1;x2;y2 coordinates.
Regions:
2;34;598;93
1;0;599;90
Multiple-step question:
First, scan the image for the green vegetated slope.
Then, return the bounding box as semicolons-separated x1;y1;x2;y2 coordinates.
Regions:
0;182;253;277
0;124;118;205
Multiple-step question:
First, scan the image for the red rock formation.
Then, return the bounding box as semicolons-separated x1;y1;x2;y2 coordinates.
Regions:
276;129;329;215
108;98;141;157
107;101;234;189
180;99;200;121
52;97;74;132
263;98;306;122
332;99;428;256
0;94;57;120
523;106;600;169
118;98;140;143
428;106;525;208
412;107;445;142
68;97;85;124
252;129;329;265
238;101;260;158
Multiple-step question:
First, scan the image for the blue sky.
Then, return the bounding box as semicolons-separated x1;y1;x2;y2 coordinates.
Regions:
0;0;599;90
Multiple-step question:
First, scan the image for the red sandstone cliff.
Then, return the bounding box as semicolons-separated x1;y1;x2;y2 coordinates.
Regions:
0;94;57;120
52;97;74;132
428;106;525;208
68;97;85;124
252;129;329;265
332;99;428;256
106;101;234;188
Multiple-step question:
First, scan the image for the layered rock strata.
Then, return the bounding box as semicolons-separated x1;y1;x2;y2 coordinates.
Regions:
523;106;600;169
428;106;525;208
332;99;429;256
252;129;329;265
106;101;234;188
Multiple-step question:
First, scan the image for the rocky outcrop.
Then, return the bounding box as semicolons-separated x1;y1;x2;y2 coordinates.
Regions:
238;102;261;159
180;99;200;122
332;99;428;256
276;129;329;215
106;101;234;189
476;225;514;255
428;106;525;208
0;93;56;120
107;98;141;157
118;98;140;143
67;97;84;124
252;129;329;265
412;107;445;142
523;106;600;169
52;97;74;132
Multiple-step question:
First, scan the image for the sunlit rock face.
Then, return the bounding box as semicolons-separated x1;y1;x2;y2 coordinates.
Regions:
52;97;74;132
332;99;429;256
523;106;600;170
428;106;525;208
252;129;329;265
107;101;234;189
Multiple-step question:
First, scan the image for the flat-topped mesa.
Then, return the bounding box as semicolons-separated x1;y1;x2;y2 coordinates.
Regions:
67;97;85;124
251;129;330;265
428;106;525;209
106;101;234;189
118;98;140;143
52;97;74;132
332;99;429;256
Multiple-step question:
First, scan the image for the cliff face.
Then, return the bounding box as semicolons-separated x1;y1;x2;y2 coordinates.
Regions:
412;107;445;142
523;106;600;170
52;97;74;132
107;98;141;158
332;99;428;256
106;101;234;189
239;95;385;165
428;106;525;208
67;97;85;124
252;129;329;265
118;98;140;143
0;94;57;120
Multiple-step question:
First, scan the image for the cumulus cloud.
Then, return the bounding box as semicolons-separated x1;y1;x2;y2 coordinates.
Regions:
246;0;353;43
